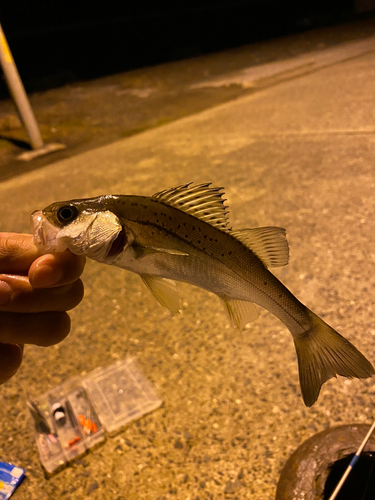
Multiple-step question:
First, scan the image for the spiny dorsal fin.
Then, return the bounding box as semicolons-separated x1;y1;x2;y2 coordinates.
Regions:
152;182;231;231
219;296;259;329
140;275;181;313
230;227;289;268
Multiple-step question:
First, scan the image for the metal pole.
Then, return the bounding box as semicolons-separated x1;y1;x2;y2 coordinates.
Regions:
0;23;44;150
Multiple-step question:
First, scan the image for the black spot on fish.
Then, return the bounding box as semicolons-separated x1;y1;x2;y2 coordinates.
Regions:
215;239;218;242
204;234;207;239
209;238;213;242
192;226;196;231
185;235;188;238
264;281;267;286
177;224;181;229
221;253;224;257
229;251;232;255
198;240;201;244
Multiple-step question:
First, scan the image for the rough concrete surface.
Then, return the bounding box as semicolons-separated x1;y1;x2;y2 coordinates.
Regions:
1;28;375;500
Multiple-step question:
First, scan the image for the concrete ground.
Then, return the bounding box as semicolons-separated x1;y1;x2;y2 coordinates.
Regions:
1;17;375;179
1;19;375;500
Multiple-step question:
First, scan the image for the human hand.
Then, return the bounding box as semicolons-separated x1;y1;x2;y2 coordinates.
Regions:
0;232;85;384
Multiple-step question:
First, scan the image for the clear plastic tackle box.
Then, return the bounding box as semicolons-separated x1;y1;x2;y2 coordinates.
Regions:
28;359;162;476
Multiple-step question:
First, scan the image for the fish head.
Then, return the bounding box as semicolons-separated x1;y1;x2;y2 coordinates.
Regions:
31;197;132;262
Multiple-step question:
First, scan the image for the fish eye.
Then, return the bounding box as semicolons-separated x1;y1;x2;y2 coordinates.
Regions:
57;205;78;224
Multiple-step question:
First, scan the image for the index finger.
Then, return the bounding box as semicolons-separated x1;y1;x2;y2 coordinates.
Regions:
0;233;39;273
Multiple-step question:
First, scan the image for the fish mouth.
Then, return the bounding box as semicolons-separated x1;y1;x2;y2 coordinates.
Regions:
107;226;126;257
30;210;68;253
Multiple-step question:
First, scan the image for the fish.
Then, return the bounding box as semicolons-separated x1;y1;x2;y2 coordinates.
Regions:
30;182;374;406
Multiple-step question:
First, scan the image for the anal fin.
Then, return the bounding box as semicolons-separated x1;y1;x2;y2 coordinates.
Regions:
140;275;181;313
219;296;259;329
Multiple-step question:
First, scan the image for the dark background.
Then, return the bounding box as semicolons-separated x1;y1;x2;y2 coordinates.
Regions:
0;1;371;97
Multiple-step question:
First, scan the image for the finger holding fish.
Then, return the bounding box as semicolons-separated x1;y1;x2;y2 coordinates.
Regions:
28;251;86;289
0;311;71;346
0;232;85;282
0;233;39;273
0;232;85;385
0;273;84;313
0;232;85;312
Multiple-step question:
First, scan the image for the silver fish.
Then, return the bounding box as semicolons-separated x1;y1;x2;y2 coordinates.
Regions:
30;183;374;406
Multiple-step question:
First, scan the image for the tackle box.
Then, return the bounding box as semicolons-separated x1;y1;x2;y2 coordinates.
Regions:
28;358;162;476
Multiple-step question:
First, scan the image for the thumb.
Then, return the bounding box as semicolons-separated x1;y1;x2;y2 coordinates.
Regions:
0;233;40;274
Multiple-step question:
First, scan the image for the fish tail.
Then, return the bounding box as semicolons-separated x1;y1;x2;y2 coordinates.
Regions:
293;309;374;407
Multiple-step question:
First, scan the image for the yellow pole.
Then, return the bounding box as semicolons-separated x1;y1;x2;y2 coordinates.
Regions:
0;23;44;150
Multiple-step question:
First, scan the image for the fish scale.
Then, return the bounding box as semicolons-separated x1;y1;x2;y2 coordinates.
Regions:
114;197;310;333
30;182;374;407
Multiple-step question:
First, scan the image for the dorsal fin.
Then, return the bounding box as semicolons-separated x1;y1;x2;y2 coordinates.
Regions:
230;227;289;268
152;182;231;231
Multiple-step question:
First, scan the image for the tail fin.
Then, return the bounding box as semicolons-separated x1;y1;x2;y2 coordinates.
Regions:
294;310;374;407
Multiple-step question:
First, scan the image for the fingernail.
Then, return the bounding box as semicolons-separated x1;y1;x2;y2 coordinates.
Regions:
0;280;12;305
31;262;63;288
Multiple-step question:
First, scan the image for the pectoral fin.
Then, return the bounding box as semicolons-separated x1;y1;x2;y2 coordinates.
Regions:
219;296;259;329
140;275;181;313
